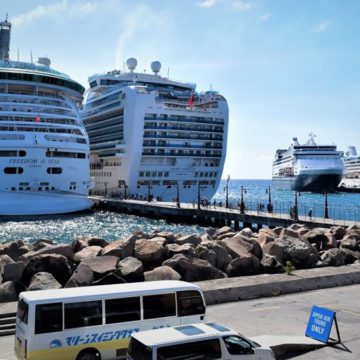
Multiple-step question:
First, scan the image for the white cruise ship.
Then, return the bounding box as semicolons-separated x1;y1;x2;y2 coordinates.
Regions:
338;146;360;191
0;17;92;215
272;134;344;192
81;58;228;202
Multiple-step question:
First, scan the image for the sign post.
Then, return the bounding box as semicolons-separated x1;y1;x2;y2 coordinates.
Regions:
305;305;341;344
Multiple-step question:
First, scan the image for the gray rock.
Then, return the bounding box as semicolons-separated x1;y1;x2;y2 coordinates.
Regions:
65;263;94;287
0;281;18;303
32;244;74;259
262;241;285;264
215;226;233;238
209;243;232;270
101;234;140;259
257;229;276;248
32;239;54;251
341;235;360;251
92;273;126;286
163;254;227;282
321;248;345;267
340;248;360;264
205;227;217;238
279;228;302;240
165;244;194;258
220;235;262;259
303;230;329;250
134;240;164;264
216;232;236;241
175;234;202;246
150;232;175;244
23;254;73;286
3;261;25;282
273;227;284;236
118;256;143;278
28;272;62;291
144;266;181;281
194;245;216;266
287;223;305;232
330;226;347;240
81;256;119;280
72;236;109;252
239;228;253;238
73;246;102;263
0;241;29;261
260;254;284;274
226;254;262;277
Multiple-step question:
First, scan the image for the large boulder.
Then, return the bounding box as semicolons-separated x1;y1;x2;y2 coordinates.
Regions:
149;231;175;244
341;235;360;251
31;239;54;251
215;226;233;238
220;235;262;259
262;241;285;264
0;241;29;261
28;272;62;291
101;234;140;259
92;273;126;286
73;246;102;263
175;234;202;246
23;254;73;286
133;240;164;264
194;245;216;266
340;248;360;264
81;256;119;280
3;261;25;282
279;228;302;240
31;244;74;259
209;243;232;271
165;244;194;258
226;254;262;277
64;263;94;287
118;256;143;281
0;281;19;303
144;266;181;281
321;248;345;267
330;226;347;240
239;228;253;238
257;229;276;248
72;236;108;252
163;254;227;282
261;254;284;274
303;229;329;250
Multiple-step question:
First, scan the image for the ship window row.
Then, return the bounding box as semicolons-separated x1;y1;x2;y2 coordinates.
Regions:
3;167;63;175
195;172;218;177
11;186;57;191
0;150;26;157
87;125;123;137
143;133;223;141
0;97;72;109
83;108;124;125
0;72;84;95
144;124;223;133
0;106;75;117
142;149;222;157
0;116;78;126
145;114;224;125
89;92;120;108
91;171;113;177
0;126;83;135
85;117;123;132
136;180;216;187
138;171;218;178
46;151;87;159
44;135;87;144
143;141;222;149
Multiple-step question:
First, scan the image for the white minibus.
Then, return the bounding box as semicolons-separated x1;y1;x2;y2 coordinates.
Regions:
15;280;206;360
127;322;275;360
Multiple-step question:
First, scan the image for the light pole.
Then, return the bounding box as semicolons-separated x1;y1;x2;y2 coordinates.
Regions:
266;185;272;213
324;191;329;219
240;185;245;214
197;181;202;210
124;184;127;199
294;190;299;221
225;175;230;209
176;181;180;208
147;181;152;202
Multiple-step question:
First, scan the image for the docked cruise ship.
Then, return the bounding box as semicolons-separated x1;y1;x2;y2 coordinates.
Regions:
272;134;344;192
338;146;360;191
82;58;228;202
0;17;92;215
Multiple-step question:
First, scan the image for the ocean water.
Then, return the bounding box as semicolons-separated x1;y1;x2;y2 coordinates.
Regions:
0;179;359;244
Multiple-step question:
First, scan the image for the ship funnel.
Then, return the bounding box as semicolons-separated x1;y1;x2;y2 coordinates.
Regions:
37;57;51;67
346;146;357;157
0;15;11;61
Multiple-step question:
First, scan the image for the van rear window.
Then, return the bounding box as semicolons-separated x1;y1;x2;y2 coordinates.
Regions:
128;337;152;360
17;299;28;324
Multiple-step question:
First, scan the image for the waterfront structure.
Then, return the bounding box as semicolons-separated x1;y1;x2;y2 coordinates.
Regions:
82;58;228;202
0;17;92;215
272;134;344;192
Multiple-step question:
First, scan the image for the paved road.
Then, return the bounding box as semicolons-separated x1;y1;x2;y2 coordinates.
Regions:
1;285;359;359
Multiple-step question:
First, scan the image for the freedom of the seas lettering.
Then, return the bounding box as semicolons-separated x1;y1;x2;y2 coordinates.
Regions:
8;159;60;164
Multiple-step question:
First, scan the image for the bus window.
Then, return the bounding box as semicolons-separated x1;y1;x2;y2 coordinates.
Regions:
143;293;176;319
177;291;205;316
35;303;62;334
65;300;102;329
17;299;28;324
105;297;141;324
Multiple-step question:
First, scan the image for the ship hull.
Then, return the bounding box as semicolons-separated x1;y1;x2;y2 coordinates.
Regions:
273;173;343;193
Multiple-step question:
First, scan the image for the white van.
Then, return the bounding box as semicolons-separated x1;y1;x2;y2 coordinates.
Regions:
127;322;275;360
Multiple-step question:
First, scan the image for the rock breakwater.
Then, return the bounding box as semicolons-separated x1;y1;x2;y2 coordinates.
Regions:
0;223;359;302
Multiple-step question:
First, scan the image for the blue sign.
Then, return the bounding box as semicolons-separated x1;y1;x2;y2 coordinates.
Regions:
305;305;335;343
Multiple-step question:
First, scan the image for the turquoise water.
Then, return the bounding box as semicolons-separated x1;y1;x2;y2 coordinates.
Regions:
1;179;359;244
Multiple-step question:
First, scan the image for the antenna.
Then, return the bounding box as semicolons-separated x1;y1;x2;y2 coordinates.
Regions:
167;67;170;78
5;13;8;22
17;48;19;61
210;83;213;91
30;50;33;63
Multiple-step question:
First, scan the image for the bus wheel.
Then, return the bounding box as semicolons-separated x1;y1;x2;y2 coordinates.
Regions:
76;348;101;360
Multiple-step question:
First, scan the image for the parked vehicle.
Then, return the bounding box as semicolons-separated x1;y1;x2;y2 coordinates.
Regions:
15;281;206;360
127;322;276;360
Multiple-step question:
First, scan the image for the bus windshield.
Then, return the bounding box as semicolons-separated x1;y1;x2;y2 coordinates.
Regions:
128;337;152;360
17;299;28;324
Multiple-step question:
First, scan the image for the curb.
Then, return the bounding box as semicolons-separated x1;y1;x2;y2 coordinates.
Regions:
195;264;360;305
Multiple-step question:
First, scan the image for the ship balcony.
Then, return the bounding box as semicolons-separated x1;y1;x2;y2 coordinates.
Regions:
143;125;223;134
142;151;222;158
85;117;124;132
142;143;223;150
143;133;223;141
144;116;224;125
0;99;73;111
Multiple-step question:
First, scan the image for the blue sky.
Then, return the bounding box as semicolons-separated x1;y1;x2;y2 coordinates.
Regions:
4;0;360;179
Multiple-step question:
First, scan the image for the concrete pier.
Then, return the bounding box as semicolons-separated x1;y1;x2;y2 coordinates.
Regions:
90;197;355;229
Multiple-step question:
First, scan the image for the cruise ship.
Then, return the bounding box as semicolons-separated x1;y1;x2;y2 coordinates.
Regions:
81;58;228;202
272;134;344;192
338;146;360;191
0;16;92;215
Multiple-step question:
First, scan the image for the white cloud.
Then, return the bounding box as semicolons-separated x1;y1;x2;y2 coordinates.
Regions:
311;22;330;33
12;0;101;26
197;0;220;8
259;12;272;22
233;1;252;11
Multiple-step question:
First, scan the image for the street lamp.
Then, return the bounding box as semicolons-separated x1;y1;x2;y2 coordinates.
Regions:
197;181;205;210
124;184;128;199
147;180;152;202
225;175;230;209
293;190;299;221
240;185;246;214
266;185;272;213
324;191;329;219
176;181;180;208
